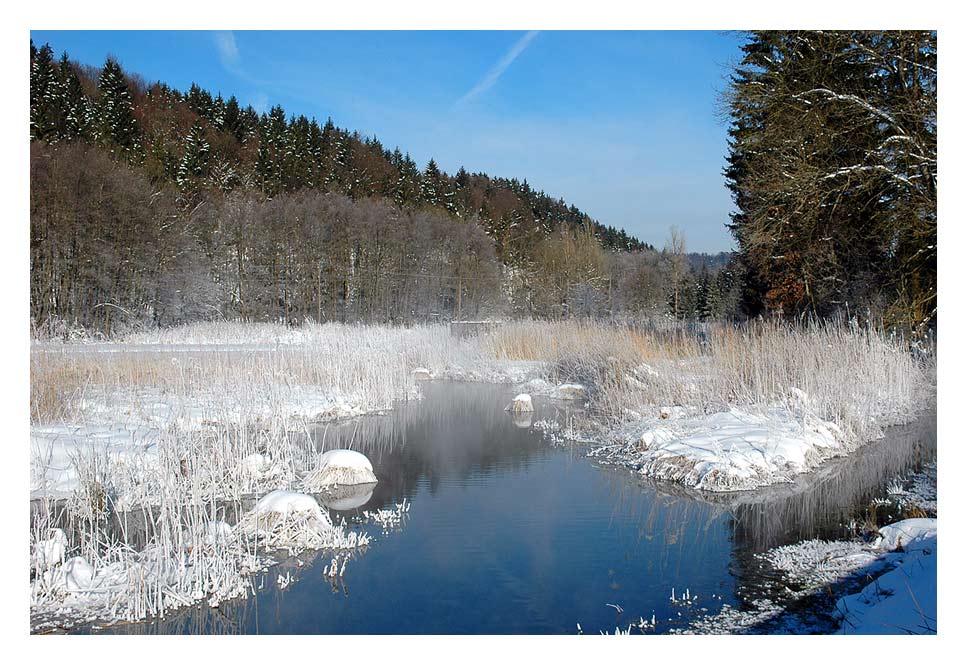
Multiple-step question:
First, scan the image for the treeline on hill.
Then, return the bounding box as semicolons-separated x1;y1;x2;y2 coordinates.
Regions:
726;31;936;335
30;40;741;333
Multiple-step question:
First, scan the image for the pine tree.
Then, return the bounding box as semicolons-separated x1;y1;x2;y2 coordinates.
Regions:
421;158;450;208
95;57;142;159
58;52;92;141
726;31;936;331
176;122;210;193
30;44;61;142
223;95;243;142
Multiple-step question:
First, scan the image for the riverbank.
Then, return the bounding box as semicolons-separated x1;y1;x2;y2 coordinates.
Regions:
29;319;935;632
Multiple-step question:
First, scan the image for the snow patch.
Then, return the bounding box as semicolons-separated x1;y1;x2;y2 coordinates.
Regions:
599;407;847;492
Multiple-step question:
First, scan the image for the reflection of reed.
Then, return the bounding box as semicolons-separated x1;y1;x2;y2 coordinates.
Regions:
595;409;936;565
730;410;936;551
308;382;514;455
594;465;730;579
298;382;556;511
89;594;253;635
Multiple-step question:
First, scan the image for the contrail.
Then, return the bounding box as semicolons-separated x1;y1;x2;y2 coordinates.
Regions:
456;31;539;106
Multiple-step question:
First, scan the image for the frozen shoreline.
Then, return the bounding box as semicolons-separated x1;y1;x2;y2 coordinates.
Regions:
29;321;935;632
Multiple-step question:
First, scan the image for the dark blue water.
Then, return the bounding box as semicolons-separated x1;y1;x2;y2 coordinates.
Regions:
90;382;935;635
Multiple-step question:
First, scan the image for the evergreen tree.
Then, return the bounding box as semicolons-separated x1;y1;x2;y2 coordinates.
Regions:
58;52;92;141
726;31;936;331
95;57;142;159
30;43;61;142
176;122;210;194
420;158;447;207
223;95;243;142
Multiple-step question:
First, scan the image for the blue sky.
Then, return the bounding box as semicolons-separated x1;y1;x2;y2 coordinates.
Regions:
30;30;744;252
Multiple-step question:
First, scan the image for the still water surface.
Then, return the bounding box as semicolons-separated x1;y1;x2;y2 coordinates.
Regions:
95;382;935;634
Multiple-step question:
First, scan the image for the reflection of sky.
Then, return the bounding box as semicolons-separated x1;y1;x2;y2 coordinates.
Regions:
72;384;934;635
29;30;743;253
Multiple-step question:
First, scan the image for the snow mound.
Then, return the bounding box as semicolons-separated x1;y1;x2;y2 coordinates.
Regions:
614;408;846;492
239;489;368;552
202;521;234;546
302;449;377;491
837;524;937;634
45;556;96;593
505;394;534;413
874;518;937;551
251;490;328;524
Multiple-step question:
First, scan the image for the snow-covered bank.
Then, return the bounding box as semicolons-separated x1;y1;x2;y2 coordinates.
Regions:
593;406;846;492
836;520;937;634
29;319;934;631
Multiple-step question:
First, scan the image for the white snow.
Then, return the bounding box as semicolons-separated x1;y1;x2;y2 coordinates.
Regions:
32;529;68;571
872;518;937;552
302;449;378;490
203;521;234;545
30;424;159;499
251;490;328;524
836;519;937;634
506;393;535;413
604;407;846;491
554;383;588;401
411;367;433;381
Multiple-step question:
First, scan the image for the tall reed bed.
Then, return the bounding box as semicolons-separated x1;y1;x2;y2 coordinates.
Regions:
29;317;933;629
480;317;933;443
31;322;485;426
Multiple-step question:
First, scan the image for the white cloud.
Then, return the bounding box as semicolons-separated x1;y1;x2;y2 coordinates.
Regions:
213;31;240;69
456;31;539;106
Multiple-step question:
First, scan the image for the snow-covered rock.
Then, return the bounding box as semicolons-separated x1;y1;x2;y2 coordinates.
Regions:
251;490;328;524
505;393;534;413
240;489;369;552
302;449;377;491
64;557;95;592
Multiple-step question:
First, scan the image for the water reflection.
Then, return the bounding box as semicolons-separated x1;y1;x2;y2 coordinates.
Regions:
84;383;934;635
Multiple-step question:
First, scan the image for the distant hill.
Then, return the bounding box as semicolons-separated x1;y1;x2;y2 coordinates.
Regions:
28;40;651;260
687;252;733;273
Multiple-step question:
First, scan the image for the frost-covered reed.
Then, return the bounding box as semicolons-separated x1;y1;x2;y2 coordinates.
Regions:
31;321;489;426
484;317;933;445
29;316;933;630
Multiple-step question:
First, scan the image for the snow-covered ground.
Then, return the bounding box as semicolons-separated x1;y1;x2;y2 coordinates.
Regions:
594;406;847;492
836;520;937;634
29;320;934;632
